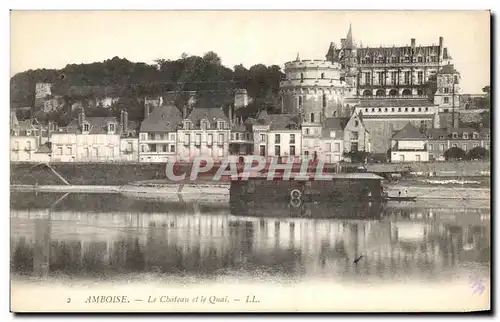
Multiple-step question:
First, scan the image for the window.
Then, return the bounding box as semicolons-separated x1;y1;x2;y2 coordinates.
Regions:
365;108;369;112
391;56;398;63
217;121;224;130
83;123;90;132
404;71;410;85
300;73;304;82
322;94;327;108
259;145;266;156
440;144;445;151
170;145;175;152
321;73;325;79
260;134;266;142
305;128;309;135
275;134;281;144
334;143;340;152
85;147;90;157
299;96;303;107
351;142;359;152
417;71;423;84
148;133;154;140
444;88;449;94
290;134;295;144
452;132;458;139
452;144;457;148
398;108;402;112
391;71;397;85
26;130;31;136
162;145;168;152
109;147;114;157
400;154;405;162
155;133;161;140
170;133;175;141
57;146;63;155
351;131;359;140
405;108;408;112
274;146;280;156
428;144;433;150
184;121;191;130
463;133;468;139
378;72;384;85
304;151;309;156
231;133;235;140
201;121;208;130
150;144;157;152
416;155;421;162
208;134;213;145
310;113;315;123
325;143;331;152
141;145;145;152
109;123;115;132
290;145;295;156
195;134;201;146
184;134;190;144
26;141;31;150
354;120;359;127
365;72;370;85
462;144;467;151
127;142;133;151
67;146;72;155
412;108;415;112
218;133;224;144
418;56;423;63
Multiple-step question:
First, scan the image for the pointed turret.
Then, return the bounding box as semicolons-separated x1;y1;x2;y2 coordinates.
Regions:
345;22;355;49
295;52;301;61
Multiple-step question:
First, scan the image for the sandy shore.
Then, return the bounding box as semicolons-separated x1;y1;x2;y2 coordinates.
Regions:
385;185;490;200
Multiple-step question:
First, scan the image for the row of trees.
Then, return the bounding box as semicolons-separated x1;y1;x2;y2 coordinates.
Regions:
443;146;489;161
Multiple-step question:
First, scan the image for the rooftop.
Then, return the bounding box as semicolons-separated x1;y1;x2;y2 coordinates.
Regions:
141;104;183;132
392;122;427;140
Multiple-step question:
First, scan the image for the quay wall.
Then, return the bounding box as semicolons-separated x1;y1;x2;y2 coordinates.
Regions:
10;160;490;186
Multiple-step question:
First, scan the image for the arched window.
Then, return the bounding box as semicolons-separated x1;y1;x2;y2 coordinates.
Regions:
310;113;315;123
333;111;337;117
363;90;372;97
402;89;412;97
321;73;325;79
376;89;385;97
389;89;398;97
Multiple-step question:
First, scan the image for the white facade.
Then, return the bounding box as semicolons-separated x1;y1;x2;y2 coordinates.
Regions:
51;132;121;162
120;137;139;162
139;132;177;163
10;136;47;162
177;127;229;161
390;150;429;163
320;135;344;163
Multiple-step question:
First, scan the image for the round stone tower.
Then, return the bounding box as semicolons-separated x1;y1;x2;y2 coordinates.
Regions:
280;56;347;123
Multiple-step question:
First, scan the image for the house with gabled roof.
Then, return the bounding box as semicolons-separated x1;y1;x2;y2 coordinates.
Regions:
51;108;136;162
390;122;428;163
252;110;302;160
176;106;231;161
139;103;183;162
320;117;347;163
10;112;52;162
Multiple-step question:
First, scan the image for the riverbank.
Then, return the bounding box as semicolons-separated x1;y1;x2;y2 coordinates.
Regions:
384;185;490;200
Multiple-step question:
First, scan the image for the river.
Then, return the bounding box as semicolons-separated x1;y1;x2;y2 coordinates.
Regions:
10;192;491;312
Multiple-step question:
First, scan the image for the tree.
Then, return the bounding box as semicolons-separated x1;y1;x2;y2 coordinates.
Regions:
343;151;369;163
202;51;222;66
467;146;489;160
426;74;437;101
444;147;466;161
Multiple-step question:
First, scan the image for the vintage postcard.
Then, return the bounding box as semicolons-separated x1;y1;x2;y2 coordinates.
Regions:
10;10;491;313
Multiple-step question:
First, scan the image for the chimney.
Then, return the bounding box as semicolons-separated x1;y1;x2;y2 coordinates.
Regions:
411;38;415;49
123;110;128;134
439;36;444;53
228;105;233;127
48;121;53;139
144;104;150;120
183;105;188;119
120;109;124;131
38;123;42;147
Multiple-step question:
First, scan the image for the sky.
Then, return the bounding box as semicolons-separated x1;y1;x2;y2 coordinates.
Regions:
10;10;490;94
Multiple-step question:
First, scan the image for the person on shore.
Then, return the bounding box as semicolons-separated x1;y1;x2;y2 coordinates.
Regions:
398;191;401;197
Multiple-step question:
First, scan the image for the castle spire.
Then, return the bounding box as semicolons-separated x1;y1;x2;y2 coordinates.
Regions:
345;22;354;49
296;52;301;61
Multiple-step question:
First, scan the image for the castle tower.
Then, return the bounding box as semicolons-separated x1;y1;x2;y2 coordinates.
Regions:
434;64;461;128
279;57;346;122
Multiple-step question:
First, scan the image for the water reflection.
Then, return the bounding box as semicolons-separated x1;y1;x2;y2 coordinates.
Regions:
10;193;490;282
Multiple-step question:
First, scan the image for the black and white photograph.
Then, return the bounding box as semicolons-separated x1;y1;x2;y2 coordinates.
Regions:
9;10;491;312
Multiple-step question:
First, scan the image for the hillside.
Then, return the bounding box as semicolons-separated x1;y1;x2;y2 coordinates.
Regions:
10;52;284;123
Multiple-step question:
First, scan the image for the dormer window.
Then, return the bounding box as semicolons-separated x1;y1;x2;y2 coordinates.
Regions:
473;132;479;139
217;121;224;130
452;132;458;139
108;123;115;133
463;133;468;139
201;120;208;130
183;120;191;130
417;56;423;63
83;122;90;132
354;120;359;127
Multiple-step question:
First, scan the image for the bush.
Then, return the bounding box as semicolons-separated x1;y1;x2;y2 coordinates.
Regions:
444;147;466;161
467;146;489;160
